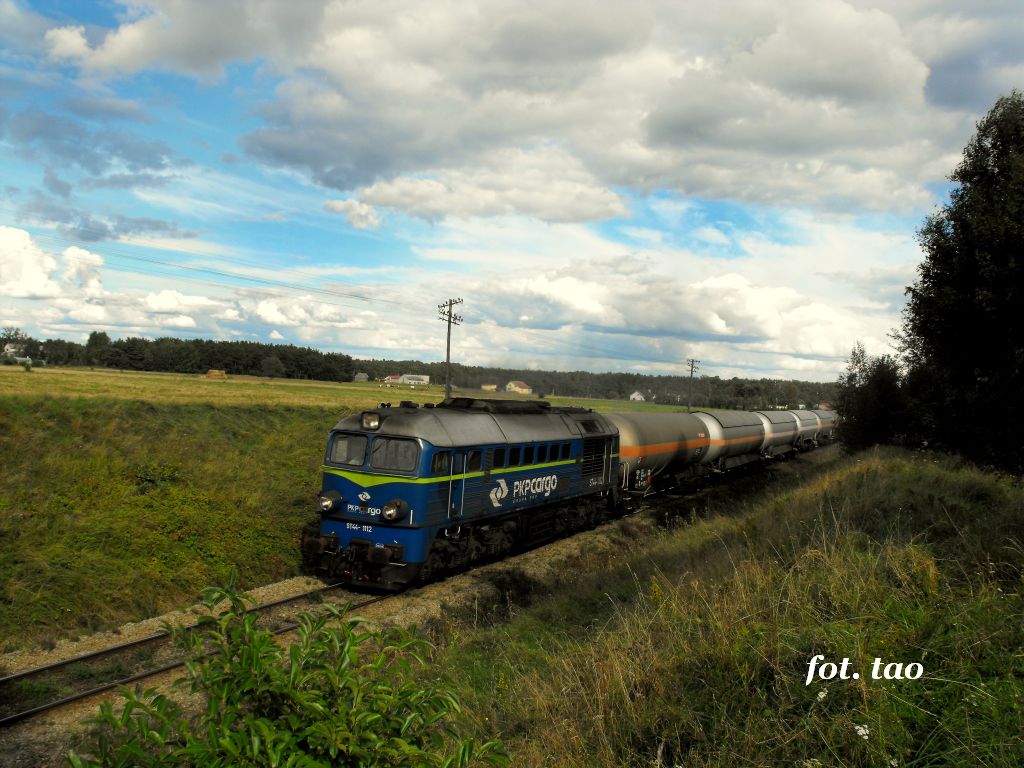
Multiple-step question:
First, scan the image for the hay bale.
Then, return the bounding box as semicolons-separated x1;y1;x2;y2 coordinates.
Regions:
205;369;228;379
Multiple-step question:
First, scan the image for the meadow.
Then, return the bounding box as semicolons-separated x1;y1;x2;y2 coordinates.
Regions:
439;448;1024;766
0;366;683;649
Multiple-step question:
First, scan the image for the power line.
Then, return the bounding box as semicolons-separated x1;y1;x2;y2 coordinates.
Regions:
686;358;700;411
437;297;463;399
35;233;405;309
2;211;729;373
3;208;694;366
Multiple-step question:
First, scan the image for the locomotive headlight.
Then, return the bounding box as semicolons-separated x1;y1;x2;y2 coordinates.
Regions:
318;490;341;514
361;412;381;430
381;499;406;522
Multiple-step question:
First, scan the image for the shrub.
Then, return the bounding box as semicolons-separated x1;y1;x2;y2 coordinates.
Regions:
66;583;507;767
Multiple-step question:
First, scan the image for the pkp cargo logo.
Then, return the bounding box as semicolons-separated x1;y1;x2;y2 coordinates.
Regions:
513;474;560;498
358;491;372;502
489;478;508;507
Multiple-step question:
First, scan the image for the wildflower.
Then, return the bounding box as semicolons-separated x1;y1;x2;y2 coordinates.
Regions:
817;689;827;701
890;760;899;767
855;724;870;740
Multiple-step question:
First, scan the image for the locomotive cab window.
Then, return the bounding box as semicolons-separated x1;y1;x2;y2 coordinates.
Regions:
328;433;368;466
494;447;506;467
369;438;420;472
509;446;521;466
523;446;534;465
560;443;570;460
431;450;451;475
537;444;548;463
467;450;482;472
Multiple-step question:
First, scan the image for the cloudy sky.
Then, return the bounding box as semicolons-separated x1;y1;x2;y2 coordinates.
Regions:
1;1;1020;381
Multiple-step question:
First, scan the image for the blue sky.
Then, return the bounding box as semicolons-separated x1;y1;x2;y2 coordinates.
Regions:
1;1;1021;381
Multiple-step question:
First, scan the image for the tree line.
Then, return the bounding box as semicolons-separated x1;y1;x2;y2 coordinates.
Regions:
1;329;355;383
3;325;835;410
359;358;835;410
837;90;1024;473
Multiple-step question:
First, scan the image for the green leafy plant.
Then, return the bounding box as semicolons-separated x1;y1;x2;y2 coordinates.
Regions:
66;582;506;767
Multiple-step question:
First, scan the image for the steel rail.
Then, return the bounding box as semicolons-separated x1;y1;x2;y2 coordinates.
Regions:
0;583;379;728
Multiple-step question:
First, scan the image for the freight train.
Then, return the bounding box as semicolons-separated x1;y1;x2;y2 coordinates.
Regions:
301;397;837;588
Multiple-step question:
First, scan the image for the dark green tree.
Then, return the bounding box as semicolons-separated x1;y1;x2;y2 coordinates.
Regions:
1;326;30;347
898;90;1024;470
85;331;111;366
111;337;152;370
41;339;86;365
261;354;285;378
836;342;905;450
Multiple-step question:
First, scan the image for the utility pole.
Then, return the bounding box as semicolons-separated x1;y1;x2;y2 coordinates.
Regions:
437;298;463;400
686;358;700;411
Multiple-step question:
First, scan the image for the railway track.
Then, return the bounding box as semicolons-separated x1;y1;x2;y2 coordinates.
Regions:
0;583;393;729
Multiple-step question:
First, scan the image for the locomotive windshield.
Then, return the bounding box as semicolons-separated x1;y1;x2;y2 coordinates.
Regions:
328;433;367;466
369;437;420;472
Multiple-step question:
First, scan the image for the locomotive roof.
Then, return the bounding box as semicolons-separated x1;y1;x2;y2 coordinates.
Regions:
330;397;615;448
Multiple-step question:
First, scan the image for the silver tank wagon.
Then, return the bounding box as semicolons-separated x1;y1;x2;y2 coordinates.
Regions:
605;411;710;492
812;409;838;442
788;410;820;447
753;410;800;457
691;410;766;469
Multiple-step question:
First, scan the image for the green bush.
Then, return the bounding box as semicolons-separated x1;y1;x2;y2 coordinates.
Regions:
66;583;507;767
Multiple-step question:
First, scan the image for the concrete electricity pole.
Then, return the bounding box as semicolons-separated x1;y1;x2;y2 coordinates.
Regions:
437;298;463;400
686;358;700;411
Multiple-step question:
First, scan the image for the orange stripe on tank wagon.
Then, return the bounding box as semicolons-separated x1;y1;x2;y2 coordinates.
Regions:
708;437;764;446
619;438;709;457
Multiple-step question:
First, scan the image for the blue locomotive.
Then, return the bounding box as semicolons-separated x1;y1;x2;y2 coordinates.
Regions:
301;397;838;588
301;398;620;587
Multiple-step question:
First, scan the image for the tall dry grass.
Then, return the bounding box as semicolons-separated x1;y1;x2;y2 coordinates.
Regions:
442;449;1024;766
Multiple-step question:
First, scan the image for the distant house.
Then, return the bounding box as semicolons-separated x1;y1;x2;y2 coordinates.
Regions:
352;372;369;382
2;343;22;359
629;391;645;402
480;384;498;392
399;374;430;385
506;380;532;395
382;375;402;387
817;400;833;410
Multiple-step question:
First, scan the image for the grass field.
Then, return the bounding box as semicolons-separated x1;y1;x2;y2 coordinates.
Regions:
0;366;689;649
0;365;704;412
438;448;1024;766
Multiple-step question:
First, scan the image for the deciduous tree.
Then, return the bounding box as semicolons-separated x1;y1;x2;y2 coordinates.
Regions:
899;90;1024;470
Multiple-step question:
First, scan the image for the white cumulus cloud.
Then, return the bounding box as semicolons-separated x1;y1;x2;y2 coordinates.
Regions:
325;199;382;229
144;289;219;313
62;246;104;298
44;25;91;61
0;226;61;298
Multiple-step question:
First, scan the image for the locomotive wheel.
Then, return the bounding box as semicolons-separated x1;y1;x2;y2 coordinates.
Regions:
419;550;445;583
